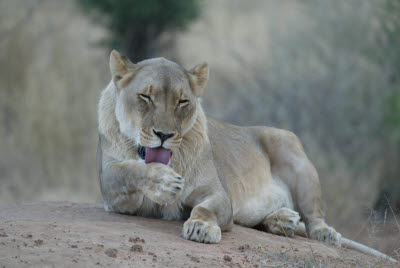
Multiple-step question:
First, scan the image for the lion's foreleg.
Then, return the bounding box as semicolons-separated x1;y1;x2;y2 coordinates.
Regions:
99;160;146;214
100;159;184;213
182;192;233;244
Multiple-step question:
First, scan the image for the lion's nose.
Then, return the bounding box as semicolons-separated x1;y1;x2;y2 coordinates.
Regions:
153;129;174;143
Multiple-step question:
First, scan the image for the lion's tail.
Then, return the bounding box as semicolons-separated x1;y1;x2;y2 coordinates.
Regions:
295;223;397;262
341;237;398;263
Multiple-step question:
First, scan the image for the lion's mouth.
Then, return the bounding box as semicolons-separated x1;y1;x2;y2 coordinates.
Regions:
138;146;171;165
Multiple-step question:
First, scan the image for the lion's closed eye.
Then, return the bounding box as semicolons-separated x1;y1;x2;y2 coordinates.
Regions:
178;99;189;108
138;94;152;103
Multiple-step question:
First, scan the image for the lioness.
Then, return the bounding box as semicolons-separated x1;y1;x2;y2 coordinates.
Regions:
97;50;396;261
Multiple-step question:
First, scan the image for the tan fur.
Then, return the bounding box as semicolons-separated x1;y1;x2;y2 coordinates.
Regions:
96;51;398;262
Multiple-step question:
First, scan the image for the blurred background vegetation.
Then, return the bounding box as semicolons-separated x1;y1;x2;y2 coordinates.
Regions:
0;0;399;256
77;0;201;61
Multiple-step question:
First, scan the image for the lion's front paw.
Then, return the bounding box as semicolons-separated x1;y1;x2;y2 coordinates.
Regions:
182;219;221;244
309;225;341;246
143;164;184;205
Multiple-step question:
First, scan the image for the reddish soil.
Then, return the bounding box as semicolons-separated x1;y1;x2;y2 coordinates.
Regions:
0;202;397;267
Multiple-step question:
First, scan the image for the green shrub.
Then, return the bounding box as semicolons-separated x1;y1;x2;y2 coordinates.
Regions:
77;0;201;61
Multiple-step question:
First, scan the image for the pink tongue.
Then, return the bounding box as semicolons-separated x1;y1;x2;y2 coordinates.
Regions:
145;147;171;165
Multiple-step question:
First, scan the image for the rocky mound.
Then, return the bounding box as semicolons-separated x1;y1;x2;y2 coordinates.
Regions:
0;202;395;267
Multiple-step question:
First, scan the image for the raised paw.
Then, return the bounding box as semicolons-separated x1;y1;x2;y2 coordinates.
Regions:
309;225;341;246
182;219;221;244
264;207;301;237
143;163;184;205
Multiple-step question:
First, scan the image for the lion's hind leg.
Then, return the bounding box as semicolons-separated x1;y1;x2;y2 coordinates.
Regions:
263;207;306;237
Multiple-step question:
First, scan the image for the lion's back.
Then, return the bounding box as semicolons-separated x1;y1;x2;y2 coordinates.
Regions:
207;116;272;189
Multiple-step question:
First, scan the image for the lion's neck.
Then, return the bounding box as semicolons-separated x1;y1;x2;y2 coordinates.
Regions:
170;105;209;176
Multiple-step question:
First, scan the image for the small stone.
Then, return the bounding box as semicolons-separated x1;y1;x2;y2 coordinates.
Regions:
223;255;232;261
34;240;43;246
238;244;250;252
190;256;200;263
71;245;78;248
0;233;8;238
105;248;118;258
129;237;145;243
130;244;143;253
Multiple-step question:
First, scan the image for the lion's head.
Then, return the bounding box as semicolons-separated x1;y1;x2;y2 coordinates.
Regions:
109;50;209;165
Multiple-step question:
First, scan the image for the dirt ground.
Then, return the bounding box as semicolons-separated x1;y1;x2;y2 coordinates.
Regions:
0;202;397;267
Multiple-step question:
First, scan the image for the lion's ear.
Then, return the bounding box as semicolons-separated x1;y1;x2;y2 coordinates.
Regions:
109;50;136;89
188;63;209;97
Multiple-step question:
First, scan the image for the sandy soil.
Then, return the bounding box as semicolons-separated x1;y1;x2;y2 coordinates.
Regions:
0;202;397;267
